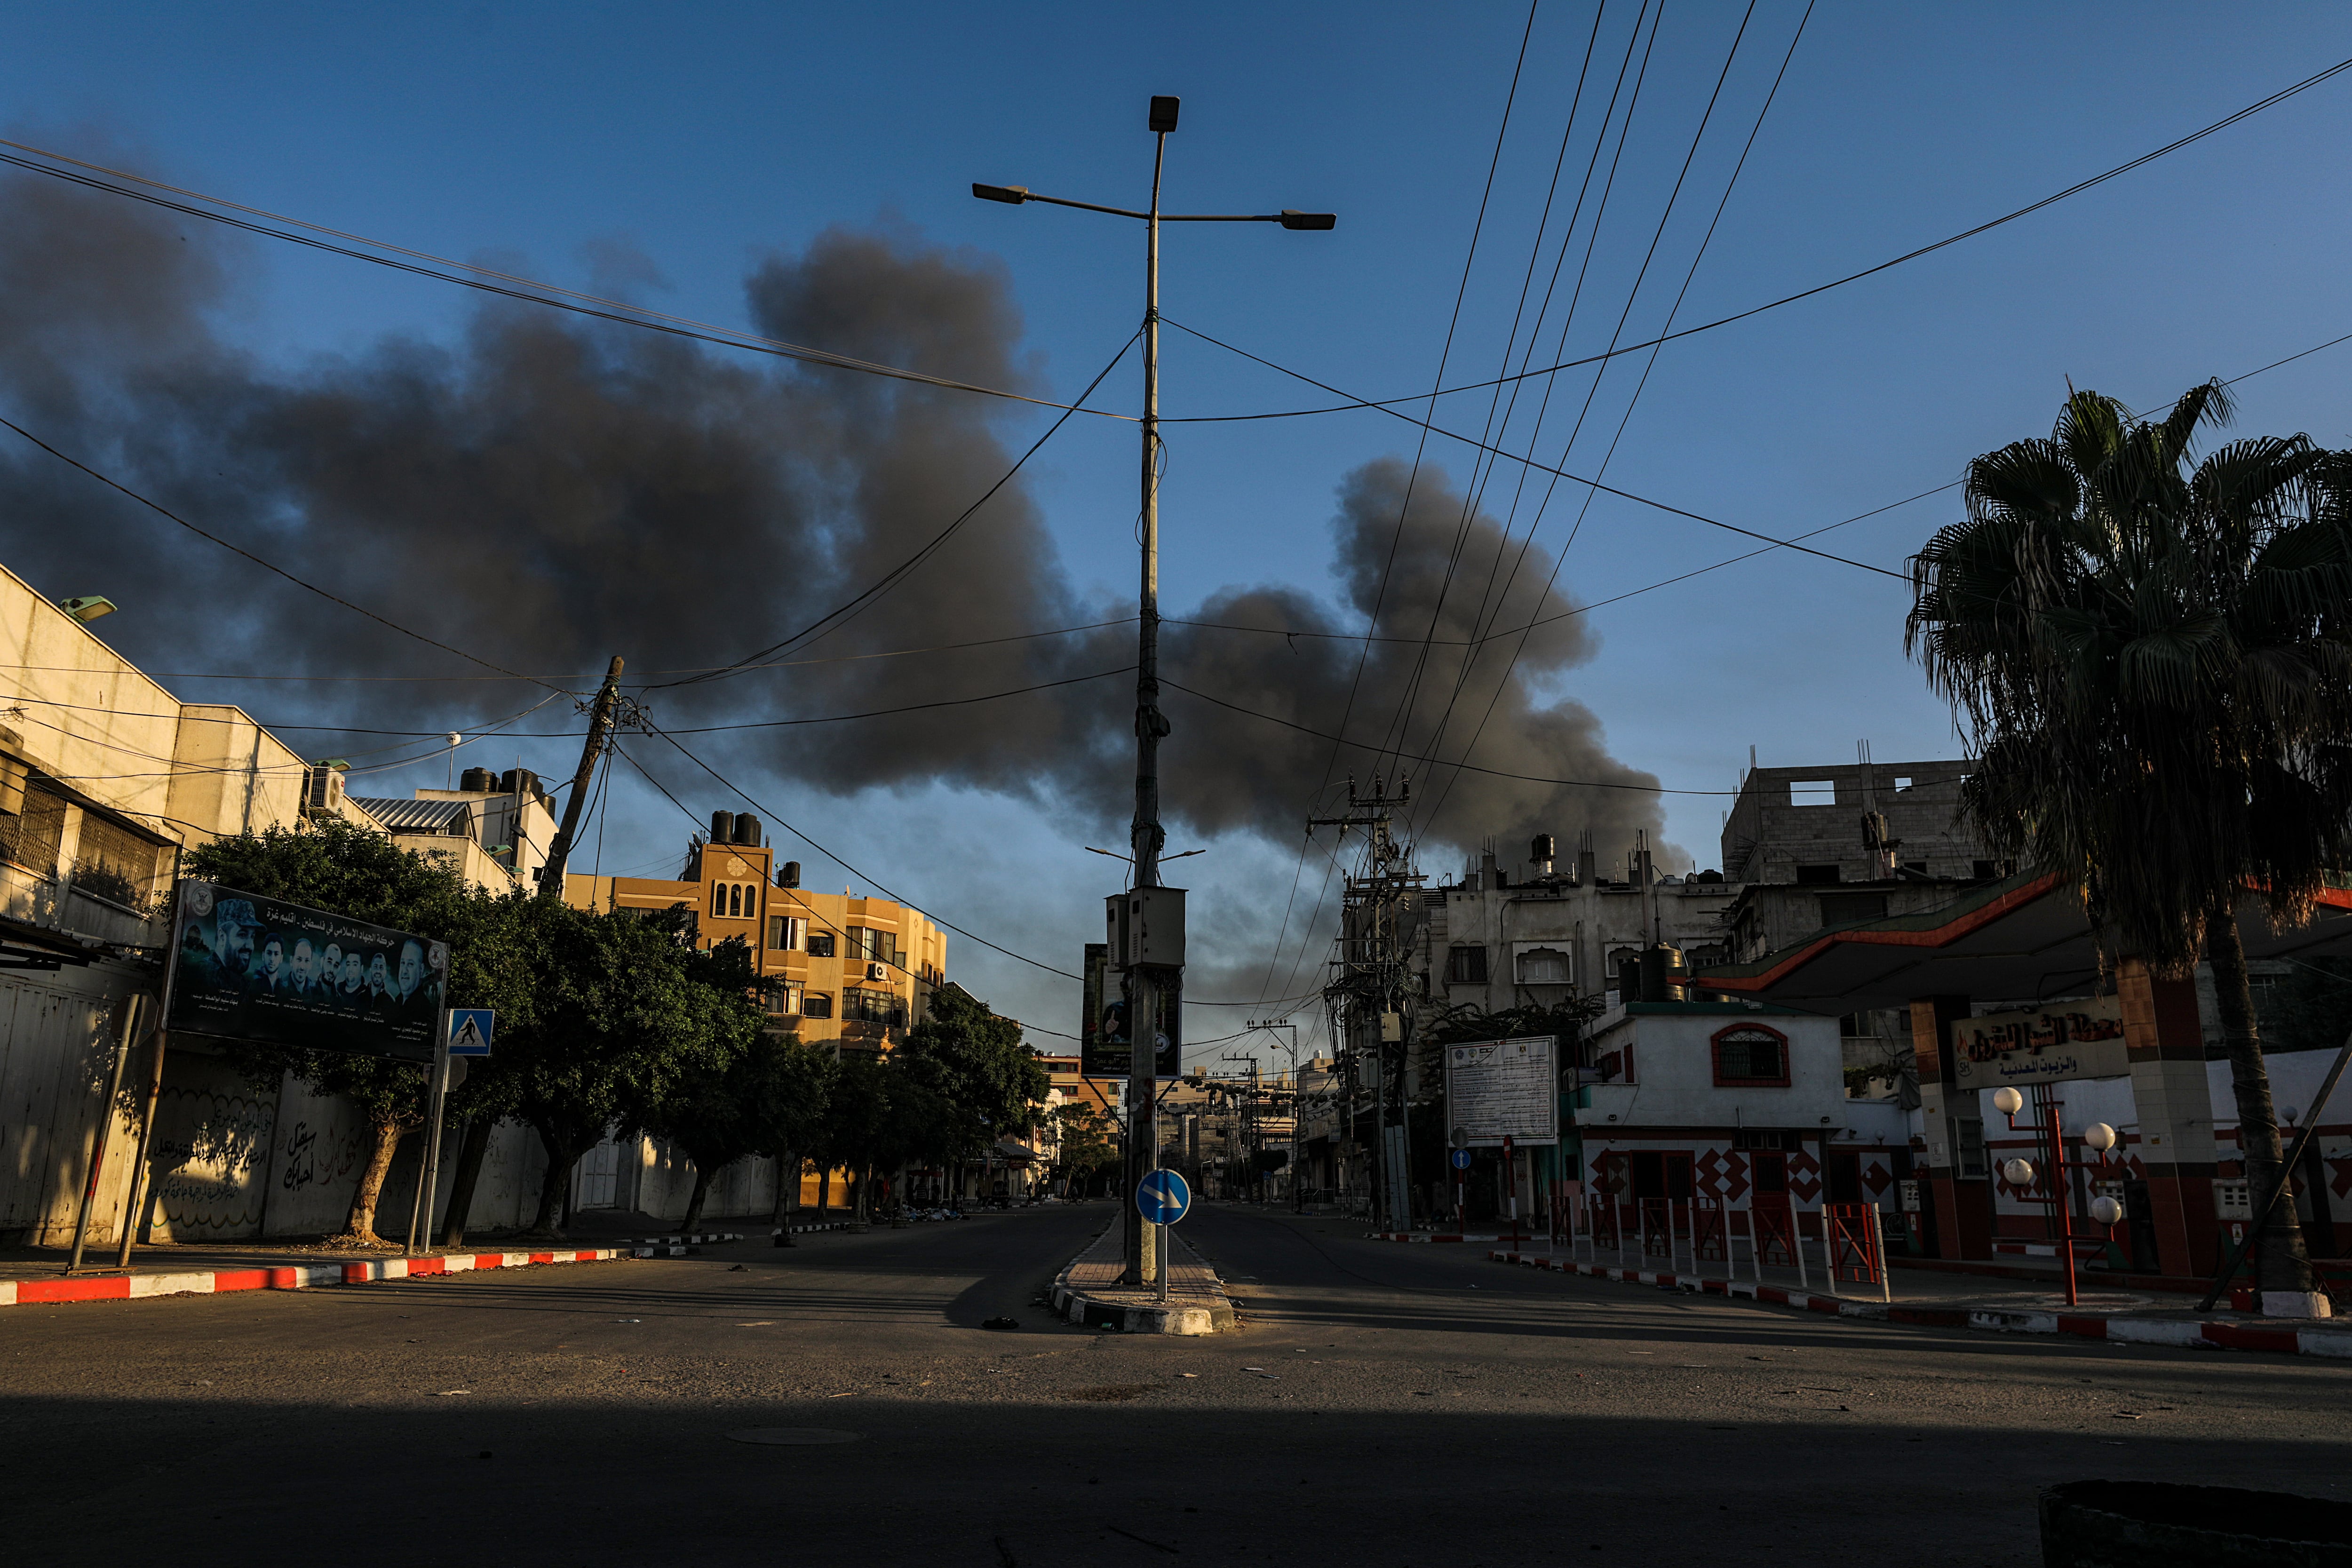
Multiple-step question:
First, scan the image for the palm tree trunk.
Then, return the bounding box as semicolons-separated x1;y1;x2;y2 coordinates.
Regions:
817;1165;832;1216
2207;903;2314;1295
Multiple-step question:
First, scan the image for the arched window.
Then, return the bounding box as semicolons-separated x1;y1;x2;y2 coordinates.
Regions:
1517;947;1571;985
712;883;727;918
729;883;743;918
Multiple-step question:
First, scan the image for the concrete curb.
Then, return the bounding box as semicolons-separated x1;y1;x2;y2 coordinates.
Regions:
1367;1232;1500;1243
1488;1250;2352;1362
1048;1226;1237;1336
0;1247;643;1309
604;1232;744;1247
770;1222;859;1236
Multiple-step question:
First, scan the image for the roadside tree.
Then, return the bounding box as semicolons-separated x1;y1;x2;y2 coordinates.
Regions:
1908;382;2352;1298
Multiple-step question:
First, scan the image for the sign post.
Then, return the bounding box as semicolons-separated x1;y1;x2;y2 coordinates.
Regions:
1135;1168;1192;1304
1502;1133;1518;1252
1450;1146;1471;1233
409;1010;493;1257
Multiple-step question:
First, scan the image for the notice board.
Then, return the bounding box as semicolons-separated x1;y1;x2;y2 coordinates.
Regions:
1444;1035;1560;1146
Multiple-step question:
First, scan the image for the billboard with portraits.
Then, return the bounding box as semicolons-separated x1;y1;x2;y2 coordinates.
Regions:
166;880;446;1062
1080;941;1181;1081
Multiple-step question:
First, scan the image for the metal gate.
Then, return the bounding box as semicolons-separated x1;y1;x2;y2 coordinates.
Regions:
574;1136;621;1210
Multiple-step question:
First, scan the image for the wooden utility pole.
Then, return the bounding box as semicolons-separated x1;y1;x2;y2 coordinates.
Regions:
537;656;624;899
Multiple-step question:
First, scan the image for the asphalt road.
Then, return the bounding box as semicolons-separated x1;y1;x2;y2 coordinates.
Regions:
2;1201;2343;1566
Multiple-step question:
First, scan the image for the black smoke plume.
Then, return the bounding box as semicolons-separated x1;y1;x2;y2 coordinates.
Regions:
0;164;1671;869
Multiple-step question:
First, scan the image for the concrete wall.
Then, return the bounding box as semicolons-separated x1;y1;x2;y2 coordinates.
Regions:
1580;1005;1845;1130
1722;761;1982;884
0;963;146;1245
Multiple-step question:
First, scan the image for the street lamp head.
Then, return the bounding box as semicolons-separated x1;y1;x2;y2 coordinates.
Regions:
971;183;1030;205
2082;1121;2117;1153
1149;96;1181;134
2001;1157;2035;1187
1991;1087;2024;1117
2089;1195;2125;1226
1278;210;1337;231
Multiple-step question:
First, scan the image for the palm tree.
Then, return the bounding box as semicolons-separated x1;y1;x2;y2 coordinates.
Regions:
1907;381;2352;1301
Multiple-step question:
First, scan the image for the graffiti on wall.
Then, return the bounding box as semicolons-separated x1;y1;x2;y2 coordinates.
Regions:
151;1079;275;1237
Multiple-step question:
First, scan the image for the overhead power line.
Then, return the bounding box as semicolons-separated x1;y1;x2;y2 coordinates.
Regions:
1166;51;2352;423
0;412;564;692
1157;676;1739;795
0;141;1136;422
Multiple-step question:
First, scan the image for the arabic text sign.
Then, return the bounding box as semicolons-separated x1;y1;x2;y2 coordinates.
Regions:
1951;996;2129;1088
1445;1035;1559;1147
167;880;446;1063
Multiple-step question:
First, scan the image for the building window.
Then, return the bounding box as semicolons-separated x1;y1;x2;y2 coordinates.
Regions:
1712;1024;1790;1087
1971;859;2000;880
802;992;833;1019
1789;780;1836;805
0;783;67;878
1444;945;1488;985
848;926;901;968
807;930;836;959
711;883;726;918
768;982;803;1018
1817;891;1888;926
844;986;907;1027
768;914;807;952
72;811;164;911
1795;863;1842;885
1516;947;1571;985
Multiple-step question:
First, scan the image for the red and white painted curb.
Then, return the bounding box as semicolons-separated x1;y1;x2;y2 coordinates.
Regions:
1489;1250;2352;1362
1367;1232;1501;1243
0;1246;650;1309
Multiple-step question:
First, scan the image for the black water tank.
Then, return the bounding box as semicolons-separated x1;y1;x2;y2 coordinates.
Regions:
732;812;763;846
1530;833;1556;864
710;810;736;843
778;860;801;889
460;767;495;793
501;768;543;800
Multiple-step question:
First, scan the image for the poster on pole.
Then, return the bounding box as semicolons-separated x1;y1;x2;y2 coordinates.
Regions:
1444;1035;1560;1147
1950;997;2129;1088
1080;942;1182;1080
165;879;447;1063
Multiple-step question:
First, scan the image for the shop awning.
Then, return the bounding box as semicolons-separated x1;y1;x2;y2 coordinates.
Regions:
1694;871;2352;1015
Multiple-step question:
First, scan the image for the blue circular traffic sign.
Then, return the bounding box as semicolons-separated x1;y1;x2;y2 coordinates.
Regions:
1450;1148;1473;1170
1136;1169;1191;1226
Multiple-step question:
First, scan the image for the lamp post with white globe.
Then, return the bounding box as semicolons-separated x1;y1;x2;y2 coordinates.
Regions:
1992;1085;2125;1307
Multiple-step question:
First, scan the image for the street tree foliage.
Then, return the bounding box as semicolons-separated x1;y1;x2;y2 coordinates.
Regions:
625;1012;826;1234
186;820;529;1246
1908;382;2352;1296
495;906;763;1236
893;983;1050;1165
1052;1103;1119;1195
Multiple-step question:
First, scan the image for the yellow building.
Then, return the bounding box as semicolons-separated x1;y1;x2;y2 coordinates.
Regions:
564;810;944;1054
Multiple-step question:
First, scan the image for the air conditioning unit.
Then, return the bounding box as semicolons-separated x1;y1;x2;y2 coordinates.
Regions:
302;764;348;817
866;962;888;981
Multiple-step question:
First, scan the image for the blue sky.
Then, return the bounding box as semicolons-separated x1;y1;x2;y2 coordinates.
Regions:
9;2;2352;1054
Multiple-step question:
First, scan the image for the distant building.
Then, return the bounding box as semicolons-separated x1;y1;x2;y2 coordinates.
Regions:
564;808;944;1056
351;767;555;894
1721;758;1991;886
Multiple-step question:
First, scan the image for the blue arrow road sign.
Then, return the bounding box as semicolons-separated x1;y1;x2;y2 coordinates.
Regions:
447;1008;495;1057
1135;1169;1191;1226
1450;1148;1473;1170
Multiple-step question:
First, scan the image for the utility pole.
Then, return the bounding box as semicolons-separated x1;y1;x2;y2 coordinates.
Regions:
537;655;624;899
976;98;1332;1285
1312;777;1424;1233
1248;1018;1301;1210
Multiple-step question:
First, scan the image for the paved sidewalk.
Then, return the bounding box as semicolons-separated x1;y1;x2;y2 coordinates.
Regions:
1488;1249;2352;1361
1049;1222;1236;1335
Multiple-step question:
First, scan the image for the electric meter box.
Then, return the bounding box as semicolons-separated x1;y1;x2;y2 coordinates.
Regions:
1105;887;1186;971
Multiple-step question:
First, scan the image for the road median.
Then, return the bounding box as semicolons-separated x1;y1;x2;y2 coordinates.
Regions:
1049;1222;1236;1335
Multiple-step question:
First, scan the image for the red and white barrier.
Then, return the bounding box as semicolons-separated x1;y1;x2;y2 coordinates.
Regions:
0;1247;644;1309
1488;1249;2352;1361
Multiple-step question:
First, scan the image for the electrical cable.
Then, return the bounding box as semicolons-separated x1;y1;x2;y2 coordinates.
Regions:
654;332;1140;690
0;412;566;692
1164;51;2352;422
0;143;1136;423
1418;1;1810;844
1157;676;1738;794
1242;0;1541;1021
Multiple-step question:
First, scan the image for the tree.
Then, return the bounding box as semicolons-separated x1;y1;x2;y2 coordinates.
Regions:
756;1038;837;1231
493;903;751;1237
185;820;527;1246
893;984;1050;1185
635;1025;837;1232
1908;382;2352;1298
812;1051;895;1221
1052;1103;1119;1196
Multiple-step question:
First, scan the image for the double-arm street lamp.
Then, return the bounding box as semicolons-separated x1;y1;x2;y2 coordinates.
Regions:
975;95;1333;1285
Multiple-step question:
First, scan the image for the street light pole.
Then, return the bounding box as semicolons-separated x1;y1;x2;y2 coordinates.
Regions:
975;96;1332;1285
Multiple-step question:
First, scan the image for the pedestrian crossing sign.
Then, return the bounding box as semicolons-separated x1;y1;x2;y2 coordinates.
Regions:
447;1008;494;1057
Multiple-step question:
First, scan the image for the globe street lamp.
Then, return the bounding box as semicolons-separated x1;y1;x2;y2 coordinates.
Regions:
1992;1085;2125;1306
